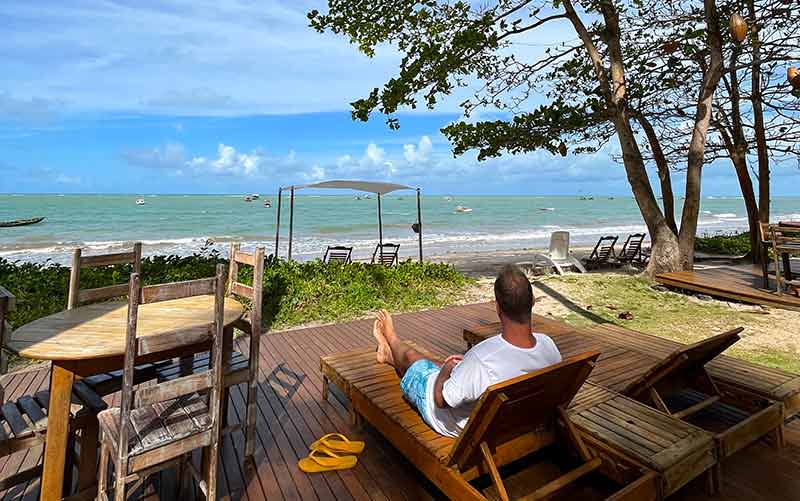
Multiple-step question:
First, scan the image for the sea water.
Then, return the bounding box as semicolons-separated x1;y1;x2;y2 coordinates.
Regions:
1;194;798;264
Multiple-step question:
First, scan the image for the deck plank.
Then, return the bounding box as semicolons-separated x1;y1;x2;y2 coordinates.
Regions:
0;302;798;500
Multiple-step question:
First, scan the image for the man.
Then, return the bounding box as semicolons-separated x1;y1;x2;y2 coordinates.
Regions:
373;264;562;438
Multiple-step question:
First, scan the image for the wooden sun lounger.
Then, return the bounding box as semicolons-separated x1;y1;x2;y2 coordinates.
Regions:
323;245;353;264
582;323;800;422
617;233;647;265
584;236;618;269
371;243;400;266
321;343;717;499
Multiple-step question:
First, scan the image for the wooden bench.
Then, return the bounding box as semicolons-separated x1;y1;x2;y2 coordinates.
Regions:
321;343;717;499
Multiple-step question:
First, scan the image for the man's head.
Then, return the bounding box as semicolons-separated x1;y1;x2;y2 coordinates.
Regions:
493;265;534;325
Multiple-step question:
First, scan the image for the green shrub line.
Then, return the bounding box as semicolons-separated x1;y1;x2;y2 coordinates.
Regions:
0;253;471;334
694;232;751;256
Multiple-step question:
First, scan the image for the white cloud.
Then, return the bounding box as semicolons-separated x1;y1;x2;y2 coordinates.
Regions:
364;143;386;165
188;144;265;177
403;135;433;164
122;142;186;169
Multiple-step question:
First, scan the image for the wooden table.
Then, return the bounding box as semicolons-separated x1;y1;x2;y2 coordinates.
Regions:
8;295;245;501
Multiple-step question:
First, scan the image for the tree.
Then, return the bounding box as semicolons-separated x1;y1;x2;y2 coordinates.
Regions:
309;0;728;275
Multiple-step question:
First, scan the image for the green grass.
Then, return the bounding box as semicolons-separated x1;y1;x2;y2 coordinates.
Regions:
0;253;472;333
537;273;799;373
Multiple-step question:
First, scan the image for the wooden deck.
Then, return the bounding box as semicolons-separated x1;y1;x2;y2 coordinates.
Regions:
1;302;799;500
656;264;800;311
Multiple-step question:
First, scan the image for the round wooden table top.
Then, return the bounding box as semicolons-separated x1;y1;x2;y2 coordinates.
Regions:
9;295;245;361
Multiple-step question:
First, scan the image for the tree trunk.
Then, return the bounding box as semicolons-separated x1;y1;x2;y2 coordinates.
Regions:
749;0;770;225
634;113;678;236
677;0;725;270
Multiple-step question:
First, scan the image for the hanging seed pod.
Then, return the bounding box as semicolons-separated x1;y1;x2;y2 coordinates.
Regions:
662;40;679;54
788;67;800;90
558;142;567;157
730;14;747;43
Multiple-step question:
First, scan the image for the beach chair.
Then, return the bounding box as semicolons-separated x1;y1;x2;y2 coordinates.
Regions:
67;243;162;398
617;233;646;265
769;224;800;296
0;286;106;495
321;347;666;500
371;243;400;266
530;231;587;275
621;327;784;489
155;244;265;459
758;223;772;289
323;245;353;264
584;236;618;269
97;266;227;500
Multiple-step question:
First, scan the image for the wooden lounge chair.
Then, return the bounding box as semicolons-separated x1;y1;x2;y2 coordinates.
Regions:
620;328;784;489
0;286;107;495
371;243;400;266
97;266;227;500
584;236;618;269
321;347;668;500
323;245;353;264
617;233;646;265
156;243;265;459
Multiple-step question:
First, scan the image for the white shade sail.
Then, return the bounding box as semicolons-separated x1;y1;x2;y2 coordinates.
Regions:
286;179;414;195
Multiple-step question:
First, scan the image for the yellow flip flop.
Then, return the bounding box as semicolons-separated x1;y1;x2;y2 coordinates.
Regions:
310;433;365;455
298;448;357;473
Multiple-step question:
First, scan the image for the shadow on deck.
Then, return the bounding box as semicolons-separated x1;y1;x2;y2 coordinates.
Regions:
1;302;799;500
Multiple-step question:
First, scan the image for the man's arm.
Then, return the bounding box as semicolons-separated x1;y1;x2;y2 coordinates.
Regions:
433;359;457;408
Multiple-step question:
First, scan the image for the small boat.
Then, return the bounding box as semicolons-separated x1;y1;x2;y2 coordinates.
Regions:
251;193;260;199
0;216;45;228
539;207;555;212
455;205;473;213
445;196;454;201
135;198;146;205
264;200;272;208
244;196;253;202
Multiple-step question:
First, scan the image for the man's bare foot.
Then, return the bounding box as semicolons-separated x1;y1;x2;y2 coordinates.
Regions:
373;319;395;366
377;309;398;344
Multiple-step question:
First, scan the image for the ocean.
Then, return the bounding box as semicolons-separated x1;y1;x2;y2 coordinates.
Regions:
1;194;798;264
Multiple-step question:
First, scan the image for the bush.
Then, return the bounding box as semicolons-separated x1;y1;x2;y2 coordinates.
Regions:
694;232;751;256
0;253;470;331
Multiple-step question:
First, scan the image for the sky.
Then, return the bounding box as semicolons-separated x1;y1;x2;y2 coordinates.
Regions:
0;0;797;196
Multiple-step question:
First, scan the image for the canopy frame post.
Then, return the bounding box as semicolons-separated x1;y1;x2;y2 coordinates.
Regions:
416;188;423;263
288;186;295;261
377;193;383;260
274;188;282;258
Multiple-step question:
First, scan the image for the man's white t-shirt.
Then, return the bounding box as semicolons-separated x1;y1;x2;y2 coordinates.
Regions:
423;333;562;437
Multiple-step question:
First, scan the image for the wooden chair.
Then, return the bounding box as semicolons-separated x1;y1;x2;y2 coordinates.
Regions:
155;243;264;458
68;243;162;398
621;327;784;490
769;224;800;296
617;233;646;265
97;266;227;501
758;222;773;289
371;243;400;266
323;245;353;264
0;286;106;495
583;236;618;269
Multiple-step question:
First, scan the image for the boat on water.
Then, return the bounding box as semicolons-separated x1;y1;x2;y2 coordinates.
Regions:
264;200;272;208
244;195;253;202
0;216;45;228
135;198;146;205
445;196;454;201
251;193;260;199
539;207;555;212
455;205;473;213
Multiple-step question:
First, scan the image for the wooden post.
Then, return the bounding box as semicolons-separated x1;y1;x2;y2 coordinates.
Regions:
377;193;383;260
67;248;82;310
288;187;295;261
416;188;423;263
274;188;282;259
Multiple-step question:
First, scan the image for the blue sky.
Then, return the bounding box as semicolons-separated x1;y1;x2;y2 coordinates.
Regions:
0;1;797;196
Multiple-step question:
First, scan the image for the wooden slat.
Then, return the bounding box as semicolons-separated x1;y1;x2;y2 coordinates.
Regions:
141;277;217;304
1;403;30;438
232;251;256;267
77;282;130;305
80;250;136;268
230;282;254;299
134;371;213;407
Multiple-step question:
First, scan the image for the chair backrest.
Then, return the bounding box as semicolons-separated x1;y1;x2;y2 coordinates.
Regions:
116;265;226;468
323;246;353;264
371;243;400;266
588;236;618;261
68;243;142;309
0;285;15;377
447;351;599;472
548;231;570;260
227;243;265;337
618;233;646;262
758;222;771;244
623;327;743;400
